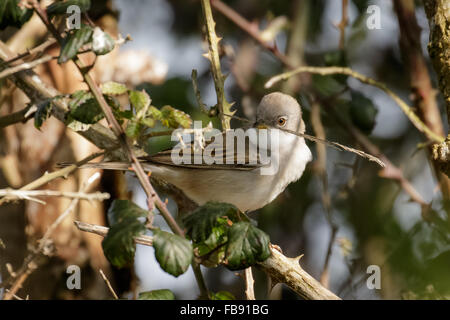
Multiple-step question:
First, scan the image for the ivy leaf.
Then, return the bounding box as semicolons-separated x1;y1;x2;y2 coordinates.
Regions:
349;91;378;134
183;202;239;267
211;291;235;300
47;0;91;17
138;289;175;300
102;200;148;268
101;81;128;96
107;199;148;225
224;222;271;270
68;90;104;124
183;202;239;244
92;27;115;56
34;100;53;130
183;202;240;266
153;229;193;277
58;24;93;64
0;0;32;30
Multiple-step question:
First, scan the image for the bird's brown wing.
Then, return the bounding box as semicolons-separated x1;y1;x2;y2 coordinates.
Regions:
140;131;269;170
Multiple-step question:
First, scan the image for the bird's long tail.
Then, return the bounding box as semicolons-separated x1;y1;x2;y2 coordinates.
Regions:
57;161;143;171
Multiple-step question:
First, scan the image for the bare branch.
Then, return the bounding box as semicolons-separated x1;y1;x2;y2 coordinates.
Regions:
244;267;255;300
99;269;119;300
74;221;154;247
0;54;54;80
265;66;444;143
335;0;348;50
0;152;104;206
0;105;34;129
0;188;110;204
1;173;101;300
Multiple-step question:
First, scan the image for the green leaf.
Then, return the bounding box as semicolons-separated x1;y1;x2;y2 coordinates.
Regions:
125;120;143;139
101;81;128;96
66;117;92;131
160;105;192;129
68;90;104;124
153;229;193;277
138;289;175;300
47;0;91;17
102;200;148;268
129;90;151;114
34;100;53;130
183;202;239;267
349;91;378;134
107;199;148;225
0;0;32;30
140;117;156;128
183;202;239;244
58;24;93;64
211;291;235;300
146;106;162;118
102;218;146;268
92;27;115;56
224;222;271;270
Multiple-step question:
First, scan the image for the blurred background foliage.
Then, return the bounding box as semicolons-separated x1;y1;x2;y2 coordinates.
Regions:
0;0;449;300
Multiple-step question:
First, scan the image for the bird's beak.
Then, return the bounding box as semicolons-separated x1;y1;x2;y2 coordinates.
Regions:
257;124;268;129
254;120;268;129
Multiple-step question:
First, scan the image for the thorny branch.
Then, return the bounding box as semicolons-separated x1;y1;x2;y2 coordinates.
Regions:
200;0;234;130
74;221;341;300
30;0;209;298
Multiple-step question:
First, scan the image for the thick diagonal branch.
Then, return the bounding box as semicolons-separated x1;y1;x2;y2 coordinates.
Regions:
75;221;341;300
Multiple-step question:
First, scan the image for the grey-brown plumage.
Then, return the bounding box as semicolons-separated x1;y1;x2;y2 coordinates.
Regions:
78;92;312;212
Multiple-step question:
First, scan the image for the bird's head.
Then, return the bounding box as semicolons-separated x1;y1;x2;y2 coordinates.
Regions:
254;92;305;134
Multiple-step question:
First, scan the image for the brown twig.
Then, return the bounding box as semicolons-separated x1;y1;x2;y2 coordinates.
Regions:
0;54;54;80
0;40;123;155
1;173;101;299
99;269;119;300
210;0;294;68
0;105;34;129
0;152;104;206
310;98;337;288
2;37;56;65
244;267;255;300
0;188;110;204
336;0;348;50
200;0;234;129
74;221;153;246
265;66;444;143
322;98;428;207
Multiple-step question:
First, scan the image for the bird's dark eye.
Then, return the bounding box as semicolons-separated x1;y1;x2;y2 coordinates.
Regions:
277;117;287;127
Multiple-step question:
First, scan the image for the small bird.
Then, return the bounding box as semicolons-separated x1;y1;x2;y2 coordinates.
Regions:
80;92;312;212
